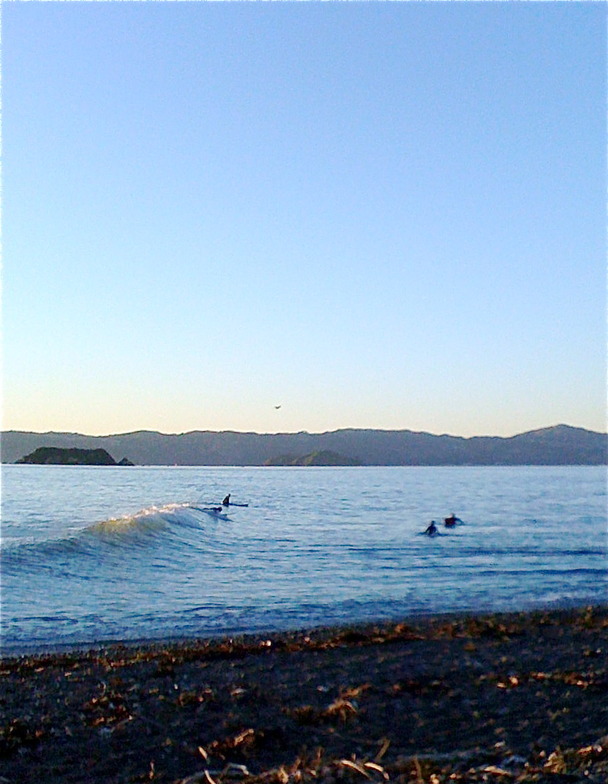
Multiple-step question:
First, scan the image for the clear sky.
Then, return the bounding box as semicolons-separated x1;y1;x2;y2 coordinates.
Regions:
2;1;606;438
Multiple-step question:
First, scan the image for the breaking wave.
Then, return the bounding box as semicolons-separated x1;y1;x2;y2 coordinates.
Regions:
0;503;230;576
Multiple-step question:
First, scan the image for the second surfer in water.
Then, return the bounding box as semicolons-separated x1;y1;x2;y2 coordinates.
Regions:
444;514;462;527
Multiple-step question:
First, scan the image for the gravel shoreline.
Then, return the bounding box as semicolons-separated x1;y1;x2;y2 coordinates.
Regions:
1;606;607;783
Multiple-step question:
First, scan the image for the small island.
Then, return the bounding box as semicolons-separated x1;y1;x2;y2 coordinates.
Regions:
15;447;134;466
264;449;362;467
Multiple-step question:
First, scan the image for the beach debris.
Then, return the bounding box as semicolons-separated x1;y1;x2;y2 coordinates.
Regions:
362;761;389;780
499;754;527;771
481;764;514;777
81;687;132;727
496;675;520;689
374;738;391;762
388;676;450;697
178;771;215;784
0;718;47;757
340;683;371;700
412;755;425;784
178;688;214;707
339;759;372;778
222;763;251;778
289;697;358;725
325;698;358;722
207;728;260;760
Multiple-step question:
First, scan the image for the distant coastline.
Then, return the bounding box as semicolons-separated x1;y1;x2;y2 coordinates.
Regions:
2;424;605;466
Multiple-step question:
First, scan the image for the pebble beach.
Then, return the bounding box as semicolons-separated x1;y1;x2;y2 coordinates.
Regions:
1;605;607;783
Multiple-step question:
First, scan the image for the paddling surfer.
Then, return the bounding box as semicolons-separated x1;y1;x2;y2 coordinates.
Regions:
444;514;462;528
424;521;438;536
220;494;249;508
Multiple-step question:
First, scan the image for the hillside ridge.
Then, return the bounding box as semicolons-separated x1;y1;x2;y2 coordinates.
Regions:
2;424;605;466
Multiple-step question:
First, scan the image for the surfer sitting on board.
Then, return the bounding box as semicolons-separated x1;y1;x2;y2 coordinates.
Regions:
424;521;438;536
444;514;462;528
222;494;231;506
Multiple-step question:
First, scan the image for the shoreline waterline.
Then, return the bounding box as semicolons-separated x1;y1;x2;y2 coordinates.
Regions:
2;601;605;662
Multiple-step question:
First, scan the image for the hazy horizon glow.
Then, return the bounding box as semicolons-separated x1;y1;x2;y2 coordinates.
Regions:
3;3;606;438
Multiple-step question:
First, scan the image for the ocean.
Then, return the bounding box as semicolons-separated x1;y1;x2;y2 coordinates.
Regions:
1;464;606;655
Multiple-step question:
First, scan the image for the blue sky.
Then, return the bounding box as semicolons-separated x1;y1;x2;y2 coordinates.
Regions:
2;2;606;437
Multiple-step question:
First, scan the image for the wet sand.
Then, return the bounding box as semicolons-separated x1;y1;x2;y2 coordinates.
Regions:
1;606;607;783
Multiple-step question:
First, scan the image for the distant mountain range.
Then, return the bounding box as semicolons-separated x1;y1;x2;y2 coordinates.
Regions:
1;424;606;466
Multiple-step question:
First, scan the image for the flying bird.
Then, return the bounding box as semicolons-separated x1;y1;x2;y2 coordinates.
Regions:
274;405;282;409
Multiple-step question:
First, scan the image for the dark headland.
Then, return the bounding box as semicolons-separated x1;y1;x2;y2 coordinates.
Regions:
15;447;134;466
1;606;607;783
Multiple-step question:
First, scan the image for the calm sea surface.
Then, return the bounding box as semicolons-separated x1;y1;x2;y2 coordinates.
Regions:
1;465;606;655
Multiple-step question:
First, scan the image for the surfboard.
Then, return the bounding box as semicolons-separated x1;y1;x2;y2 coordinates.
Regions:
191;506;231;520
199;501;249;508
